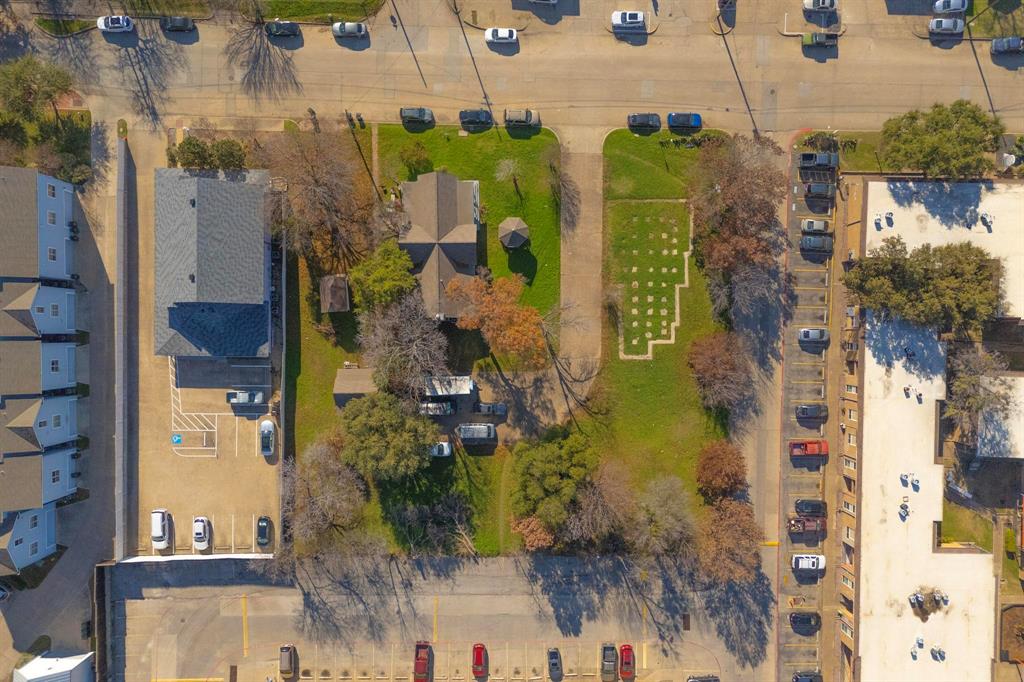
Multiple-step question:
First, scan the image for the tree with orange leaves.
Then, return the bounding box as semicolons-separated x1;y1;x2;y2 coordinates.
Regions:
446;275;547;364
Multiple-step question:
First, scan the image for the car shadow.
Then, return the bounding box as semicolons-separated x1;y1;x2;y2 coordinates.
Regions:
505;125;542;138
884;0;934;14
803;9;840;27
162;27;199;45
510;0;581;24
929;34;965;48
487;41;521;56
627;125;661;136
798;249;831;264
795;414;827;427
790;455;827;472
802;44;838;62
614;30;649;46
991;52;1024;70
402;120;437;132
461;122;495;134
267;33;304;50
101;30;140;48
792;571;823;586
334;35;371;51
802;197;834;214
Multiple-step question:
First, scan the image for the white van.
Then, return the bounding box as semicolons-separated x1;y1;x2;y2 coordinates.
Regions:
151;509;170;550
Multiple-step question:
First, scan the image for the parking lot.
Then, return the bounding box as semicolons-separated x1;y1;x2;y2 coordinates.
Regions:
775;148;839;679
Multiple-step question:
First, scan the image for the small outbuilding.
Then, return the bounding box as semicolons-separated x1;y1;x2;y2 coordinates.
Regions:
14;652;94;682
498;217;530;249
333;367;377;407
319;274;350;313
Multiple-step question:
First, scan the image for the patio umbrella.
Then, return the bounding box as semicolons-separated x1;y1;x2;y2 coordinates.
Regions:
499;217;530;249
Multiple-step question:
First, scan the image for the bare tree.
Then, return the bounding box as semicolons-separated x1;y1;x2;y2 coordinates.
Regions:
391;494;476;556
688;331;754;410
283;440;368;549
627;475;694;557
945;346;1013;444
562;460;634;547
357;290;450;398
495;158;523;200
254;124;374;270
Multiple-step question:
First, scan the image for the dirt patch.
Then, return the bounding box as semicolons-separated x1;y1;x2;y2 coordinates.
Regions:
1002;605;1024;661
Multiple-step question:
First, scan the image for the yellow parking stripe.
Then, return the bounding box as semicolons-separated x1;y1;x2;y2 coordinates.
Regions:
241;594;249;657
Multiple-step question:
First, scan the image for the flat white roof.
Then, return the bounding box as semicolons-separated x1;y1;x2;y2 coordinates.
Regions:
977;375;1024;459
865;181;1024;317
13;652;93;682
858;314;995;682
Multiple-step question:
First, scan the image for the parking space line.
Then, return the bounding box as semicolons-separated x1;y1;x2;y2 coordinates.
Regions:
433;596;439;641
241;594;249;657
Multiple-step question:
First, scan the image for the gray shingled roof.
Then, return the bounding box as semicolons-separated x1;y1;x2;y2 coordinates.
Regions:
0;341;41;397
0;167;39;279
398;172;478;319
154;169;270;357
0;453;43;512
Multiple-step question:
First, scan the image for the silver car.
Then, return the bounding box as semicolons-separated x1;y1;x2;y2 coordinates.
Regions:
331;21;367;38
800;218;830;233
259;419;275;456
798;327;830;343
929;17;964;32
933;0;967;12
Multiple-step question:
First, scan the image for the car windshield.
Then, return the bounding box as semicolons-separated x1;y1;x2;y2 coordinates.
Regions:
111;17;124;26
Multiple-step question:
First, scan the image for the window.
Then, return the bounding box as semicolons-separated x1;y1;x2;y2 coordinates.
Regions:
13;538;21;547
843;500;857;516
50;359;60;373
50;303;59;317
34;306;44;314
845;526;855;540
50;470;60;484
29;542;37;556
52;414;61;429
46;210;56;225
29;515;37;529
840;621;854;638
848;408;858;421
37;420;47;428
843;457;857;471
47;247;57;262
845;384;857;394
841;574;854;589
847;432;856;446
46;184;56;198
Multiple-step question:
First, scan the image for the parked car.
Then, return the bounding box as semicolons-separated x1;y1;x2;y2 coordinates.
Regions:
667;112;703;130
504;108;540;127
991;36;1024;54
400;107;434;124
332;21;367;38
800;218;829;233
628;113;661;131
257;515;271;546
789;440;829;458
151;509;170;550
280;645;297;677
160;16;195;31
791;554;826;571
795;403;828;420
548;649;563;680
798;327;829;343
619;644;635;680
265;19;300;36
800;235;834;253
803;0;837;10
456;423;497;444
459;109;493;128
792;672;823;682
430;442;453;458
413;642;432;682
687;677;720;682
801;32;839;47
419;399;455;416
795;499;827;516
600;643;617;682
530;0;558;3
259;419;275;456
789;612;822;629
611;10;646;29
473;401;507;416
933;0;967;12
485;27;518;43
192;516;210;551
928;17;964;33
97;15;134;32
798;152;838;169
472;643;487;677
227;390;264;405
788;515;825;534
804;182;835;198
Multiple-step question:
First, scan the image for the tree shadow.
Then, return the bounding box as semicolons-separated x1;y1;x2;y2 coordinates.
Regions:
506;244;537;284
888;180;992;228
698;569;775;668
90;119;112;187
223;17;302;102
115;24;187;126
864;312;947;382
0;6;29;61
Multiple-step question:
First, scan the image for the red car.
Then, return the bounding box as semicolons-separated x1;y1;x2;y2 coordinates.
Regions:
472;643;487;678
619;643;635;679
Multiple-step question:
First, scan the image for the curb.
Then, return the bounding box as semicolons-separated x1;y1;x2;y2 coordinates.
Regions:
911;28;994;41
602;22;660;36
778;25;847;38
711;13;735;35
32;19;95;38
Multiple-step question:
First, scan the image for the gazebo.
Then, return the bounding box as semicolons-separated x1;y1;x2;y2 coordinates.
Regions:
499;217;530;249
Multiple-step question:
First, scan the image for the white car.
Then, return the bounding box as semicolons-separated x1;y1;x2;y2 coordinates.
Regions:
798;328;830;343
430;442;453;457
611;10;646;30
259;419;275;457
803;0;837;10
792;554;826;571
929;17;964;32
933;0;967;12
485;27;518;44
192;516;210;551
331;21;367;38
800;218;830;233
97;15;134;32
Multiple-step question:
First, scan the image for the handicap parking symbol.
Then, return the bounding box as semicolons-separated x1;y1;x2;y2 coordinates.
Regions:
171;434;183;445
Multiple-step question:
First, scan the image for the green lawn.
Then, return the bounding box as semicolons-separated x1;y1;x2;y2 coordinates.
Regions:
122;0;210;16
264;0;385;22
968;0;1024;37
34;18;93;35
377;124;561;314
0;110;93;184
941;500;993;551
591;130;726;511
837;131;884;173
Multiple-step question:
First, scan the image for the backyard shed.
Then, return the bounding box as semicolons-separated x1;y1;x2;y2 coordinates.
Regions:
319;275;350;313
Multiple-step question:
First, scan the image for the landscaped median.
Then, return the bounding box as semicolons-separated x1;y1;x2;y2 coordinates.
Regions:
257;0;384;22
34;17;93;36
967;0;1024;38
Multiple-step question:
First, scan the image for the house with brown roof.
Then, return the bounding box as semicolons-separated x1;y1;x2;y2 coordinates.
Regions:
397;171;479;320
0;167;76;282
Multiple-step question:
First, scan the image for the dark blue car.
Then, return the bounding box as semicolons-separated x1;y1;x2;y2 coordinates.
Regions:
991;36;1023;54
459;109;493;129
667;112;702;130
